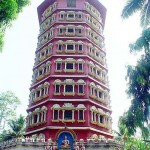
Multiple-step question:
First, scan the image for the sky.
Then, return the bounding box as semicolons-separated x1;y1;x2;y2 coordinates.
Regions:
0;0;142;130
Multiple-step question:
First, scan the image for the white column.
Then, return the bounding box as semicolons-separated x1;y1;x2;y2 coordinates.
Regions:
58;110;60;120
94;112;96;122
29;116;31;126
52;110;54;120
64;85;66;93
44;111;46;122
91;111;93;121
37;112;40;123
98;114;100;123
41;112;43;122
32;115;34;124
42;67;45;74
102;93;104;100
46;86;49;95
62;110;65;120
35;91;37;99
73;85;75;93
103;117;105;124
72;110;74;120
40;88;42;97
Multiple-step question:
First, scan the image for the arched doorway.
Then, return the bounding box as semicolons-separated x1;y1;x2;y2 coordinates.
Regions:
57;131;74;150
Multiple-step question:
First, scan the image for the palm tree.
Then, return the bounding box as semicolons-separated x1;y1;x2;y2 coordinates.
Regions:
0;115;25;141
129;27;150;53
121;0;150;28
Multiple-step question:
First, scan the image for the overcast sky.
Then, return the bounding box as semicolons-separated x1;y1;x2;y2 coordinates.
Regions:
0;0;141;130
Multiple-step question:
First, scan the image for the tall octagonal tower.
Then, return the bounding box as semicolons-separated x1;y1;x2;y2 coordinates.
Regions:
25;0;113;145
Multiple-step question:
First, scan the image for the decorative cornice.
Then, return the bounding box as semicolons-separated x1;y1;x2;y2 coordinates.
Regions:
39;21;103;40
25;126;113;137
27;98;111;112
30;74;109;90
36;36;105;54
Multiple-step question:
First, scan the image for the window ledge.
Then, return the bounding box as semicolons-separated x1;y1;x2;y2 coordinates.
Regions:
37;75;44;80
65;50;75;53
55;70;62;72
77;93;85;96
62;120;75;123
65;33;75;36
40;56;46;61
77;120;85;123
96;97;103;102
89;95;96;99
45;72;50;76
34;97;41;102
91;121;97;125
97;123;106;128
52;120;60;122
54;93;61;96
88;53;94;57
63;92;75;96
77;70;84;73
43;94;49;98
64;69;76;72
56;50;62;53
89;72;95;77
78;51;83;53
46;53;52;57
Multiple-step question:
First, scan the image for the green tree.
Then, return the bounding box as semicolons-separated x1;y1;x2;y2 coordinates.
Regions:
0;115;26;141
121;0;150;28
115;114;150;150
0;91;20;129
129;28;150;53
0;0;30;52
121;0;150;139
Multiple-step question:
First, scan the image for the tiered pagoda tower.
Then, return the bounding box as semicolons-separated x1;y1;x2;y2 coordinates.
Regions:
25;0;113;148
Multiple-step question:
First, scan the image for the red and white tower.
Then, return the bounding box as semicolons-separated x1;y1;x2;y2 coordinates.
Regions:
25;0;113;145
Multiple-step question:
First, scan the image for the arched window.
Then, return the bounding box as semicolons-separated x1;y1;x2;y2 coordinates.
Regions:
63;79;75;96
77;59;84;72
62;103;75;122
77;104;86;122
77;79;86;95
55;58;63;72
53;79;61;95
52;104;60;122
64;58;76;72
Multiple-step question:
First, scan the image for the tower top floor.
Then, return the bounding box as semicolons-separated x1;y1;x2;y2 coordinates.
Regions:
37;0;106;25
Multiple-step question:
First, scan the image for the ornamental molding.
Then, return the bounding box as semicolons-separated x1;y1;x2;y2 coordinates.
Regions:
27;98;111;112
30;74;109;90
25;126;113;137
62;103;75;108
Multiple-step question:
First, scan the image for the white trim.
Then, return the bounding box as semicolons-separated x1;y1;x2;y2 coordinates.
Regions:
31;74;109;91
34;53;107;71
25;126;113;136
27;98;111;112
39;20;103;38
36;36;105;54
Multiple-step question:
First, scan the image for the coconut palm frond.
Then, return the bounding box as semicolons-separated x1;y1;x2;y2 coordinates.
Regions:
129;28;150;53
122;0;145;18
140;1;150;28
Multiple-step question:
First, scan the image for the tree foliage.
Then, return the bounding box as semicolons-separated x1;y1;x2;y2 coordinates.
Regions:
121;0;150;28
0;115;26;141
0;0;30;52
129;28;150;53
114;115;150;150
121;0;150;139
125;54;150;138
0;91;20;129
